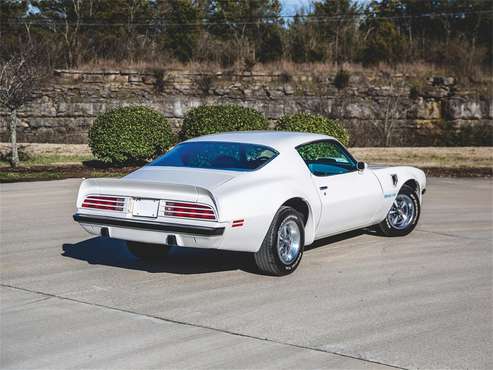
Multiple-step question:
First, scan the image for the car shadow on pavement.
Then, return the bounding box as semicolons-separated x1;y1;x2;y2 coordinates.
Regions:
63;229;371;275
62;237;256;274
305;229;368;250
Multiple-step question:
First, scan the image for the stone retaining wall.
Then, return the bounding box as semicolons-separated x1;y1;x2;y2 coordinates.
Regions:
1;69;491;146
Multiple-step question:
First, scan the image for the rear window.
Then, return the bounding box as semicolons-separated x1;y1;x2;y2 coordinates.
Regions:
150;141;278;171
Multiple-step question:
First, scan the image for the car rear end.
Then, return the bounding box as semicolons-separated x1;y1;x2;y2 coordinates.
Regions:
73;178;227;249
73;138;286;252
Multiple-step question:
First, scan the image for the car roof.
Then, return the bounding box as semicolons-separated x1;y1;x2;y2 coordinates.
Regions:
184;131;335;151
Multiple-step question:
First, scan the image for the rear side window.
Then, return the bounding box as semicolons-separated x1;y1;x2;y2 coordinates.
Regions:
296;140;357;176
150;141;278;171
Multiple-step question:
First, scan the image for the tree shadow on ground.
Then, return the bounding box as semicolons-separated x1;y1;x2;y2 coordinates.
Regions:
62;229;371;275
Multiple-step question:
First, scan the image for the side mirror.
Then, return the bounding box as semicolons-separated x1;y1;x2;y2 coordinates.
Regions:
357;161;366;171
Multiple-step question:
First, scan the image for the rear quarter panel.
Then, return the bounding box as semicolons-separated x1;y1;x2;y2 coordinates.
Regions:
212;150;321;252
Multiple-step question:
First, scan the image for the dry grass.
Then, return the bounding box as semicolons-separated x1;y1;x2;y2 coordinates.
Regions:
2;143;491;170
0;143;92;166
1;143;491;181
0;143;92;157
352;147;493;169
74;59;465;79
249;61;451;78
77;59;224;73
0;143;91;157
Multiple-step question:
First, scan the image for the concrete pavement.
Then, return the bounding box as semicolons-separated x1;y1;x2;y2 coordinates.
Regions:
1;178;492;369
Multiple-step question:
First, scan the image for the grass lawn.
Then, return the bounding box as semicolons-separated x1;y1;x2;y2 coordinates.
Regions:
351;147;492;169
0;145;491;183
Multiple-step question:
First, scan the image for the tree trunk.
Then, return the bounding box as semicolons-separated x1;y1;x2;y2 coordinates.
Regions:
385;128;393;147
9;109;19;168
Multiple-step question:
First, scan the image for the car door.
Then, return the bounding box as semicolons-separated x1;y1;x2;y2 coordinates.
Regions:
296;140;382;238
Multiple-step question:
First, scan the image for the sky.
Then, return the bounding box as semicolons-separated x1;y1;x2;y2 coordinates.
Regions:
26;0;368;18
280;0;369;15
280;0;315;15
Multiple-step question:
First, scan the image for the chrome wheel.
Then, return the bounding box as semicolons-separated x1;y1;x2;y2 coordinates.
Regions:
277;218;301;265
388;194;415;230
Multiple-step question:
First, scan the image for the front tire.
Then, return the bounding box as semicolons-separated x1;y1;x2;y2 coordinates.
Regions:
254;206;305;276
127;241;170;259
378;184;421;237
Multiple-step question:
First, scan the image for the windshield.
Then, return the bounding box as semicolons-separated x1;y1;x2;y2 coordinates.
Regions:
150;141;278;172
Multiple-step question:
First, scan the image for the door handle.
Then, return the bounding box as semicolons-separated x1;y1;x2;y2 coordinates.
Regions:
319;186;328;190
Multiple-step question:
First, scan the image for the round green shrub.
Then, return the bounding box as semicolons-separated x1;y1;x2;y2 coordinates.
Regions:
276;112;349;146
180;104;268;140
88;106;174;165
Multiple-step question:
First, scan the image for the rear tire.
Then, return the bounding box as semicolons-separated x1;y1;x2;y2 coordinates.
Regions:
377;184;421;237
254;206;305;276
127;241;170;259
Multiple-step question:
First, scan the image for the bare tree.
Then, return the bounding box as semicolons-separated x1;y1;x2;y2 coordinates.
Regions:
0;53;45;167
373;80;407;147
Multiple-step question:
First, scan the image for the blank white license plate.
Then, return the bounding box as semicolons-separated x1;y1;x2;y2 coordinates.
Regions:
132;198;159;218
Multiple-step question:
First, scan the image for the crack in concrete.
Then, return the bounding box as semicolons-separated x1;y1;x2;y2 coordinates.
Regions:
1;283;407;370
3;295;53;310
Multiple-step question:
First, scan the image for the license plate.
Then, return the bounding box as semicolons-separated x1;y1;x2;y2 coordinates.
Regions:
132;198;159;218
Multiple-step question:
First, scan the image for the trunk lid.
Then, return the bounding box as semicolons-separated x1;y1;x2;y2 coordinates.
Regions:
77;178;202;205
124;166;238;191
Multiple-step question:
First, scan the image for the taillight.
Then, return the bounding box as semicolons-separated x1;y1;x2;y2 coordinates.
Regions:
82;195;125;212
162;201;216;221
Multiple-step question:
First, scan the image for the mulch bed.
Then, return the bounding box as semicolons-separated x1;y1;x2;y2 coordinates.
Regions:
421;166;492;178
0;165;136;183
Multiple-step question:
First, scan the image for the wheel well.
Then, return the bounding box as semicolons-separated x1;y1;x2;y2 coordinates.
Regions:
282;198;309;225
403;179;419;194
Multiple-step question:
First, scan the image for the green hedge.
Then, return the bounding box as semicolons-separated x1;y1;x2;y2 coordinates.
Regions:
88;106;174;165
180;104;268;140
276;112;349;146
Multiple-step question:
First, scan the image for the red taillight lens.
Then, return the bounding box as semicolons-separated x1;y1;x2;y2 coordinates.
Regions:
82;195;125;212
164;201;216;220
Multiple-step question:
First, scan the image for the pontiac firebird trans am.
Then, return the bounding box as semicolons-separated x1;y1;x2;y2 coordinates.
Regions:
73;131;426;275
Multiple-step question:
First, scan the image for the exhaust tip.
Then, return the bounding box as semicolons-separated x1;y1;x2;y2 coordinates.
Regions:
101;227;110;238
166;235;177;246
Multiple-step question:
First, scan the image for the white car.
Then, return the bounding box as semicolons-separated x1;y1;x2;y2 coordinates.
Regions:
74;131;426;275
